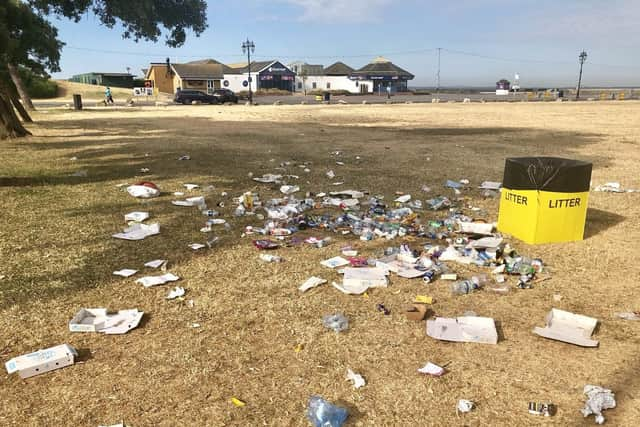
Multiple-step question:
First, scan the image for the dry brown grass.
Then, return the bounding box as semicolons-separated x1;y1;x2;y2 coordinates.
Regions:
1;101;639;426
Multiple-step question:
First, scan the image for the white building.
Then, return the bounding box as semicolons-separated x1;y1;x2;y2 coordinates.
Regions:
290;58;414;94
222;60;296;93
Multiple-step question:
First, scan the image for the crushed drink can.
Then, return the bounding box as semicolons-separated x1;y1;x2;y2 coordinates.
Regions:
528;402;554;416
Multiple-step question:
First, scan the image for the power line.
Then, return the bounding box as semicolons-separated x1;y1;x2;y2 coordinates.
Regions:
64;45;436;60
63;44;640;70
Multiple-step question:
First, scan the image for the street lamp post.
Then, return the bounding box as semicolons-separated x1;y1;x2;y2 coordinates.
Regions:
242;39;256;104
576;50;587;100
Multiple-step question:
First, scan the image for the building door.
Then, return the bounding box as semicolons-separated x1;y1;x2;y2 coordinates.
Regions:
206;80;215;94
360;84;368;94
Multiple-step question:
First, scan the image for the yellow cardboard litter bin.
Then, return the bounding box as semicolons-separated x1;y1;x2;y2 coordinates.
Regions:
497;157;592;244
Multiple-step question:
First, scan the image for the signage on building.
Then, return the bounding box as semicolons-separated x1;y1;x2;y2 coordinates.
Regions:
269;67;287;72
242;80;249;87
223;80;229;87
144;79;154;88
133;87;153;96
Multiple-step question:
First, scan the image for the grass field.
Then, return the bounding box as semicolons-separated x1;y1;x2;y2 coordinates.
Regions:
1;101;639;426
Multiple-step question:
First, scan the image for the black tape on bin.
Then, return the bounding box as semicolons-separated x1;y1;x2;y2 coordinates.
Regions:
502;157;592;193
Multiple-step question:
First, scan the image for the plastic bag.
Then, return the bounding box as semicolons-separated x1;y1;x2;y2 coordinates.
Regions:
307;396;348;427
322;313;349;332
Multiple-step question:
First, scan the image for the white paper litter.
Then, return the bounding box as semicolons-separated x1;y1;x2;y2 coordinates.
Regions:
457;399;474;413
135;273;180;288
468;237;503;249
69;308;143;334
320;256;350;269
299;276;327;292
126;185;159;198
418;362;445;377
593;182;623;193
326;170;335;179
343;267;388;288
166;286;185;300
172;196;206;207
346;369;366;389
124;211;149;222
616;312;640;320
113;269;137;278
189;243;206;250
184;184;199;190
112;223;160;241
326;198;359;207
581;385;616;425
253;174;282;183
457;221;494;235
5;344;78;379
280;185;300;195
329;190;364;199
144;259;167;269
479;181;502;190
427;316;498;344
533;308;599;347
395;194;411;203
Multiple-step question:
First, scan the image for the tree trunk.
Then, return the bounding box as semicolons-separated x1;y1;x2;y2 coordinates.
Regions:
7;63;35;111
0;90;31;139
10;93;33;122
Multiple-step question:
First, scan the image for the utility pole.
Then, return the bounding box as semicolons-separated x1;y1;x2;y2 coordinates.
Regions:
576;50;587;100
242;39;256;104
436;47;441;99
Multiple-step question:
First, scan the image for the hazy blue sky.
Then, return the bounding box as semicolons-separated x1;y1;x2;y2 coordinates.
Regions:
50;0;640;87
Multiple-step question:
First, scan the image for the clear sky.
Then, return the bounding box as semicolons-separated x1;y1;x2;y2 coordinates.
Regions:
50;0;640;87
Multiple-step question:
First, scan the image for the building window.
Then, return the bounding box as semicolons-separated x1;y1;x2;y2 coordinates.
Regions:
355;81;359;87
312;82;317;89
326;82;331;89
297;82;302;89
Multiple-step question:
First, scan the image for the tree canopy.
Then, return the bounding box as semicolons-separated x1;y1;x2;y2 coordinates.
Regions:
0;1;64;75
29;0;208;47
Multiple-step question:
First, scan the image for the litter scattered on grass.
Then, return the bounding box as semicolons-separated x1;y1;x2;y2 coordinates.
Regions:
144;259;167;269
126;182;159;198
5;344;78;379
427;316;498;345
533;309;599;347
322;313;349;332
307;396;348;427
230;397;246;407
346;369;366;389
321;256;350;269
166;287;185;300
581;385;616;424
112;223;160;241
124;211;149;222
299;276;327;292
113;269;137;278
69;308;143;334
457;399;474;413
135;273;180;288
418;362;445;377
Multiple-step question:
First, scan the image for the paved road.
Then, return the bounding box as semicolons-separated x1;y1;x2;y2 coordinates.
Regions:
33;92;553;109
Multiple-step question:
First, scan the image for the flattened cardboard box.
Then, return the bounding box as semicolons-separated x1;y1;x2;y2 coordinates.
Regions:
533;308;599;347
427;316;498;345
69;308;143;334
5;344;78;379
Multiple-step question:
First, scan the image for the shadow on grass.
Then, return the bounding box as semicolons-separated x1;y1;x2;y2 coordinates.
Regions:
584;208;625;239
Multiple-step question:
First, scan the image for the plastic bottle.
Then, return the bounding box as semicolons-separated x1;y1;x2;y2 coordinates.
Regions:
307;396;348;427
259;254;283;263
450;275;487;295
234;204;245;217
